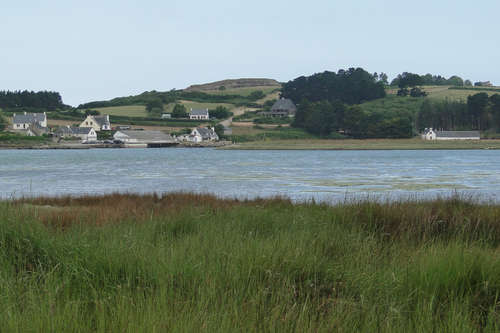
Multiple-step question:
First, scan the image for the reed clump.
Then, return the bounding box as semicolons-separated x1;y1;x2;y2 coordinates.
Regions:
1;193;500;331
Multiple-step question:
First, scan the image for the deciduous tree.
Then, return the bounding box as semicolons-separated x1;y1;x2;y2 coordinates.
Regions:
172;104;188;118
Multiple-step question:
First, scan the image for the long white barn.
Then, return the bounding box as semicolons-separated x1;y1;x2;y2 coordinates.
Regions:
422;128;480;140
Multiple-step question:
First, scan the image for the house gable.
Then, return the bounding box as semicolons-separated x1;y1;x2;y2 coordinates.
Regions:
79;115;111;131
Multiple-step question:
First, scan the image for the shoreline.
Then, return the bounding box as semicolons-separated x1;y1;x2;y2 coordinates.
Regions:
2;138;500;151
219;138;500;150
0;141;232;150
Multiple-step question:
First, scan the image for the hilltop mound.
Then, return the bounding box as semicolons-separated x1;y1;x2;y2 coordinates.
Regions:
184;78;281;92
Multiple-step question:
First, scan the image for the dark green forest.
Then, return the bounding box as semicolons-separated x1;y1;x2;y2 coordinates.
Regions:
286;68;413;138
417;93;500;131
293;100;413;139
281;68;386;105
0;91;65;110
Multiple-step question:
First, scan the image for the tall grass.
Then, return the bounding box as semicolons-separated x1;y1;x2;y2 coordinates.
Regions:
2;193;500;331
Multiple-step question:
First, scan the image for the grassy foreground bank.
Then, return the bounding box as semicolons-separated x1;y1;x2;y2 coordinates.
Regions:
3;193;500;331
222;138;500;150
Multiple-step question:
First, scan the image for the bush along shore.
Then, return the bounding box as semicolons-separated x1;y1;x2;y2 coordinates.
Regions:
3;193;500;331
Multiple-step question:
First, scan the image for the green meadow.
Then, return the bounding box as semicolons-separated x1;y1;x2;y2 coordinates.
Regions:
3;193;500;331
424;86;500;101
164;100;235;113
94;105;148;118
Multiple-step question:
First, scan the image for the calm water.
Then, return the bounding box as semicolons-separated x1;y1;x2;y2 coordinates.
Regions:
1;148;499;202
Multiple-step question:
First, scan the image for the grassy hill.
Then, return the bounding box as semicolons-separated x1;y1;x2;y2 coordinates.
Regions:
184;78;280;92
360;85;500;119
78;79;282;128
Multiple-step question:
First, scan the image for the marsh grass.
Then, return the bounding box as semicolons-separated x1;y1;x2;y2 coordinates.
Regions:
2;193;500;331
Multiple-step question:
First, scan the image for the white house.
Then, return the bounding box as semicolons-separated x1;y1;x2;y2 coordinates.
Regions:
72;127;97;141
54;126;97;142
190;127;219;143
422;128;480;140
80;115;111;131
422;128;437;140
12;112;47;130
189;108;209;120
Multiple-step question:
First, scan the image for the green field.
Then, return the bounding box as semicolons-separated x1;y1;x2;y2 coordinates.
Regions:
425;86;500;101
359;95;424;117
354;86;500;132
94;105;148;117
93;101;237;119
165;100;235;113
385;85;500;102
86;86;280;120
227;126;326;142
3;193;500;331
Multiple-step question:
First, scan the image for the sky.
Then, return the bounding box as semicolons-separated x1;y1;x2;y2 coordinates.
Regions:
1;0;499;106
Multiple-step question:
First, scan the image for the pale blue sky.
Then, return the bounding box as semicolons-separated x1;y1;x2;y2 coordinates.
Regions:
1;0;498;106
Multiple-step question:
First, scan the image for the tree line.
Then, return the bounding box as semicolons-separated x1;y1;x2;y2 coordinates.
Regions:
293;100;412;139
391;73;470;87
281;68;386;105
0;90;65;110
417;93;500;131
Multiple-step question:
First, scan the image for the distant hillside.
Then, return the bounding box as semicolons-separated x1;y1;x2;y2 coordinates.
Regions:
78;79;280;110
184;78;280;92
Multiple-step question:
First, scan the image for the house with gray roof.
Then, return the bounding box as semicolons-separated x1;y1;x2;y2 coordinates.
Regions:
422;128;480;140
190;127;219;143
54;126;97;142
259;98;297;117
189;108;209;120
12;112;47;130
474;81;493;87
80;114;111;131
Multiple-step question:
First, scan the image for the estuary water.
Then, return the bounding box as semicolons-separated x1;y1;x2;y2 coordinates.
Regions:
0;148;499;202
